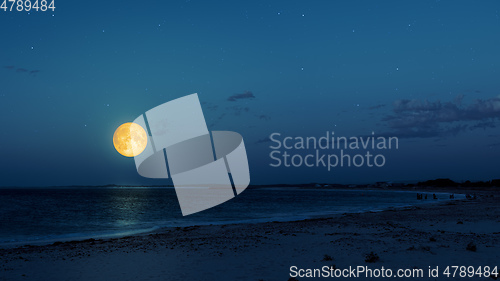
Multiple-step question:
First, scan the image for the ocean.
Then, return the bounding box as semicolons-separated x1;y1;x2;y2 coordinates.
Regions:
0;187;460;246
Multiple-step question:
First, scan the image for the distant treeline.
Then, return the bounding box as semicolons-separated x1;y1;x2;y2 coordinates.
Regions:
253;178;500;190
414;178;500;188
2;179;499;189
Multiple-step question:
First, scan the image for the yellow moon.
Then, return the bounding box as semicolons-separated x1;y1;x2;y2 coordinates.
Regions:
113;122;148;157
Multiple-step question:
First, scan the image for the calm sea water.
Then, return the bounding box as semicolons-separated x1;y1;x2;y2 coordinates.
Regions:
0;187;459;245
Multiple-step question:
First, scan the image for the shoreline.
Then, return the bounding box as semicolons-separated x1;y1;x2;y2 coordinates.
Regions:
1;191;498;280
0;189;465;249
0;197;467;249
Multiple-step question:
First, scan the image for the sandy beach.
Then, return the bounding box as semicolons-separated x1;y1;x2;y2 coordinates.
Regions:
1;191;498;281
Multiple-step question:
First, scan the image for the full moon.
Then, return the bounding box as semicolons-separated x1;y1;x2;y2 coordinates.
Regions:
113;122;148;157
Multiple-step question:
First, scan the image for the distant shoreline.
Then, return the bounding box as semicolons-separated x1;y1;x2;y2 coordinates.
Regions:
1;177;498;191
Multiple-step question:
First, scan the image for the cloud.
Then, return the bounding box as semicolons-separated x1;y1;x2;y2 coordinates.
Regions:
29;70;40;76
378;95;500;138
368;104;386;110
204;91;272;127
4;65;40;77
255;137;272;144
434;144;449;147
227;91;255;101
227;105;249;116
207;113;226;128
258;114;271;121
469;121;496;130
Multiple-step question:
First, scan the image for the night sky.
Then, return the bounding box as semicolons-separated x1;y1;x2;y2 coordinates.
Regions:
1;0;499;187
